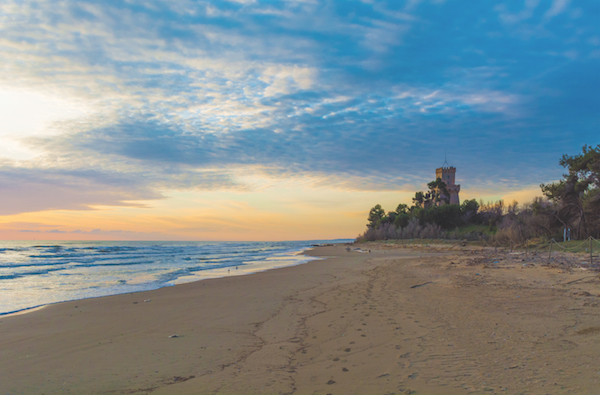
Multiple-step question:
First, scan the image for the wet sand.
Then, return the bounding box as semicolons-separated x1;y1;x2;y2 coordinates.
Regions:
0;243;598;394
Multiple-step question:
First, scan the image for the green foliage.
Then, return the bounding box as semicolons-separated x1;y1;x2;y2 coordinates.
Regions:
427;177;450;204
412;191;424;206
418;204;463;230
460;199;479;220
394;212;411;228
395;204;409;214
367;204;386;229
541;144;600;238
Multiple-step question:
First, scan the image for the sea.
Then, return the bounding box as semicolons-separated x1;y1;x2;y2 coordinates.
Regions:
0;239;351;315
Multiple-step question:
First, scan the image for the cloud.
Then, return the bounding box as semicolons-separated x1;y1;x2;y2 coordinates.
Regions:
496;0;541;25
259;65;318;97
71;228;166;237
0;0;597;217
545;0;571;19
1;222;60;229
0;165;160;215
8;227;170;240
0;151;248;215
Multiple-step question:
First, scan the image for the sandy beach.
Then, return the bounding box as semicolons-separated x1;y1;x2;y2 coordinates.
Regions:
1;243;599;394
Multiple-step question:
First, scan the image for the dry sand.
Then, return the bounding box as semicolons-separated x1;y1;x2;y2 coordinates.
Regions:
0;243;599;394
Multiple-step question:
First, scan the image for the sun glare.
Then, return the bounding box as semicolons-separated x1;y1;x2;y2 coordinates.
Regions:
0;87;90;160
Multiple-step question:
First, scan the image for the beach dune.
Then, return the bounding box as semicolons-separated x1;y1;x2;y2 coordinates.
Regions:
1;244;598;394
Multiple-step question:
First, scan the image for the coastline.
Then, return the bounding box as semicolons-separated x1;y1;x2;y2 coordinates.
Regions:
0;240;334;316
0;247;322;318
2;305;47;318
1;243;598;394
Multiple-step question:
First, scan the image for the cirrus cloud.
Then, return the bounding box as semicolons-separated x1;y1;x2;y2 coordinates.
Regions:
0;0;597;217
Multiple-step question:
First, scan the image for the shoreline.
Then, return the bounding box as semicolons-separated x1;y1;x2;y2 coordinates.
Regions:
0;243;332;317
1;243;598;394
2;305;48;317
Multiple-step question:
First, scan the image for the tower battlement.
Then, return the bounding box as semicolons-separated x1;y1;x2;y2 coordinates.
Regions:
436;166;457;186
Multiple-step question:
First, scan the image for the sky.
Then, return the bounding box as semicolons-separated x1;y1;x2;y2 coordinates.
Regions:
0;0;598;241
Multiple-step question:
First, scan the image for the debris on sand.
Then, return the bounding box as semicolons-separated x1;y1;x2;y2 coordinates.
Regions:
410;282;433;289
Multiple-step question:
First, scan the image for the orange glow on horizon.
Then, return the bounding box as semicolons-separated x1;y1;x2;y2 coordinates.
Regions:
0;184;547;241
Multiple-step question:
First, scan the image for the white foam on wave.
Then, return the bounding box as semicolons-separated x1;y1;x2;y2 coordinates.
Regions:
0;239;351;315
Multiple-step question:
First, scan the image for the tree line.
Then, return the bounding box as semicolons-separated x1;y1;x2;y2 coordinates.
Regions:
357;145;600;243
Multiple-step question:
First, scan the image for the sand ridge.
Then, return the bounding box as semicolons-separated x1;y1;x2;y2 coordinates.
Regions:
0;244;598;394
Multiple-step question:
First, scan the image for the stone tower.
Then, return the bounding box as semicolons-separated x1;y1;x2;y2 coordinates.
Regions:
435;162;460;205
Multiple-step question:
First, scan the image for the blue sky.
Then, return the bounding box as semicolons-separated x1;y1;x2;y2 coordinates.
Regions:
0;0;598;240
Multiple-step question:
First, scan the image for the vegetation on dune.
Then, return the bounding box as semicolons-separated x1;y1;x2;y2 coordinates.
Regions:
358;145;600;243
540;144;600;239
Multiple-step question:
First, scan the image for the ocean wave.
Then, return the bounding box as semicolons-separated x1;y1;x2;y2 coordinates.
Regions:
0;266;67;280
0;239;350;314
